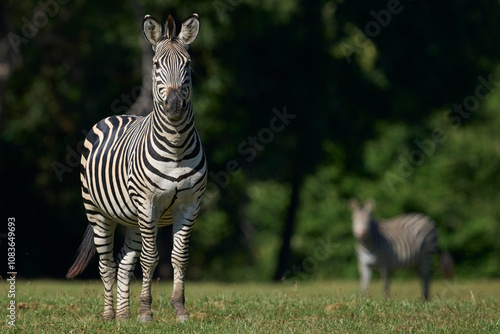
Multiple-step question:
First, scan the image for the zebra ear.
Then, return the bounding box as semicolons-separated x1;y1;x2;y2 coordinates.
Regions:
143;15;162;49
348;198;359;211
365;199;376;211
165;15;176;39
178;14;200;45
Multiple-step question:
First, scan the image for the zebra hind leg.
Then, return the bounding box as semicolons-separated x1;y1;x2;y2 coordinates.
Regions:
89;214;118;321
115;227;142;320
419;259;432;301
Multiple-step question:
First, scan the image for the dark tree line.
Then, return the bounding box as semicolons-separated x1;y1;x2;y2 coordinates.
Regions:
2;0;500;280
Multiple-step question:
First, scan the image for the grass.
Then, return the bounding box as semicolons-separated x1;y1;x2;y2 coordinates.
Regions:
1;278;499;333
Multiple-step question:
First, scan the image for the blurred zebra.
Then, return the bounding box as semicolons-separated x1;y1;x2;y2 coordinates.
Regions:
349;199;453;300
66;14;207;323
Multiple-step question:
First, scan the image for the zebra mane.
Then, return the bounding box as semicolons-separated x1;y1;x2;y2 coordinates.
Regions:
166;15;176;39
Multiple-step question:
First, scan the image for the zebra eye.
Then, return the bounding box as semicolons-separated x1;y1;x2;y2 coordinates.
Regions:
154;61;160;69
185;60;191;68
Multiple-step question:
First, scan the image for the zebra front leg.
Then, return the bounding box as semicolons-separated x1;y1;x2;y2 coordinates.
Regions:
380;266;390;299
359;263;372;297
115;227;142;320
171;220;194;322
91;217;117;321
137;219;159;322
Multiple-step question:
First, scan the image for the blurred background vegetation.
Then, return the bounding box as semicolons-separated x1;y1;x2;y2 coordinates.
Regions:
2;0;500;281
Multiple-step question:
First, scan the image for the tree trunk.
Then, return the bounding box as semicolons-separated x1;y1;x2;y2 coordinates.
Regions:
127;0;153;116
273;174;301;281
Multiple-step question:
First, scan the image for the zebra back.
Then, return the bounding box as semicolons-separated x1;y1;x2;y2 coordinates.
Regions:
378;213;437;268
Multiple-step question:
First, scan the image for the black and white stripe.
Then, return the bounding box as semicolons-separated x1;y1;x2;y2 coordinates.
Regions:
67;13;206;323
349;199;438;300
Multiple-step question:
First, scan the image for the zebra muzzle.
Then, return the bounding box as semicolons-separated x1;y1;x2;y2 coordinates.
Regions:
165;89;185;120
353;228;367;240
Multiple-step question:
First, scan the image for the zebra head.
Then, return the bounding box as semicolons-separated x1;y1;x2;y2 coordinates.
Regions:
142;14;200;121
349;199;375;240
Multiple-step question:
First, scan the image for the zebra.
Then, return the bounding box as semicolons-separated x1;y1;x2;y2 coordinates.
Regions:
349;199;453;300
66;13;207;323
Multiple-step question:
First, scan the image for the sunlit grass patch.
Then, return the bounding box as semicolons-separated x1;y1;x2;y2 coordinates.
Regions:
1;279;499;333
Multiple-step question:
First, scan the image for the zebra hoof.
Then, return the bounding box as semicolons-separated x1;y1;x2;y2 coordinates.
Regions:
137;313;153;322
175;313;189;323
102;313;115;322
116;312;131;321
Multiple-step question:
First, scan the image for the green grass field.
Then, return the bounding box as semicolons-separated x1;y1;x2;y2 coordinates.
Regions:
1;278;499;333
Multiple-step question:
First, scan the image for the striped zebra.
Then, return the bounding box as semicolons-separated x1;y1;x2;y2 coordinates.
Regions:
66;14;207;323
349;199;452;300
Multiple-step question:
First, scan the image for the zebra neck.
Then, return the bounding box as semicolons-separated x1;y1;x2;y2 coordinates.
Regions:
360;219;383;249
148;101;197;157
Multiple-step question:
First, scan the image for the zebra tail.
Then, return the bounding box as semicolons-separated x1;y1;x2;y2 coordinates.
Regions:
439;250;454;280
66;224;96;279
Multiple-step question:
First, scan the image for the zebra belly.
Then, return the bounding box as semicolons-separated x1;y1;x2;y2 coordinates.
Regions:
379;244;423;270
83;153;140;226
